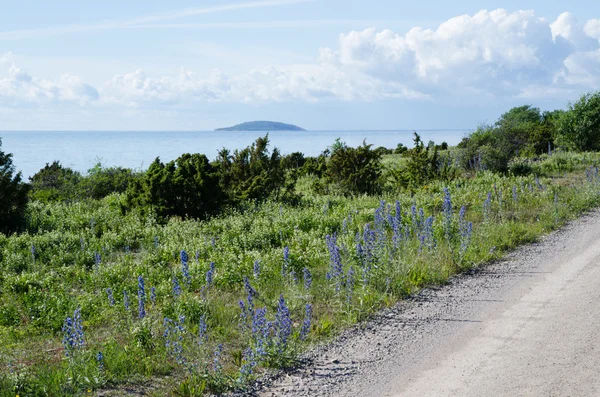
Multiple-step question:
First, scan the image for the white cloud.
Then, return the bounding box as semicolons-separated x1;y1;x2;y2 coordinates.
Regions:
2;8;600;111
584;19;600;41
0;58;98;106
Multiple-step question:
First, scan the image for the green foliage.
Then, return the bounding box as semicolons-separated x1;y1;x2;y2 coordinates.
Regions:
394;143;408;154
29;161;138;203
557;91;600;151
0;138;30;234
214;135;286;204
324;140;382;195
388;133;453;189
29;161;82;202
126;153;222;220
458;105;560;173
82;163;139;200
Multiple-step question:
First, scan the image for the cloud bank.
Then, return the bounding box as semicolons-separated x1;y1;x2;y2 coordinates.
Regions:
1;9;600;110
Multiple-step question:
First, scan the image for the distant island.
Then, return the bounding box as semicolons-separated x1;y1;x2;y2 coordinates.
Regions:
215;121;305;131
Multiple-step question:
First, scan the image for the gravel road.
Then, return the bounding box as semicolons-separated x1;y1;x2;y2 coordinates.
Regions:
257;209;600;396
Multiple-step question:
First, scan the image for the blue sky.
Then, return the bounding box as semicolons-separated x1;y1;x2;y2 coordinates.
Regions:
0;0;599;130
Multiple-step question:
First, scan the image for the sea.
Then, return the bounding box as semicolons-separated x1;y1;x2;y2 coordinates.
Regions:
0;130;470;178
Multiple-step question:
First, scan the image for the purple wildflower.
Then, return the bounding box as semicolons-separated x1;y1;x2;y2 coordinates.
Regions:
303;267;312;290
253;259;261;279
137;275;146;319
276;294;292;352
123;290;130;310
206;262;215;287
172;276;181;298
62;307;84;357
106;288;115;306
180;250;191;287
300;303;312;340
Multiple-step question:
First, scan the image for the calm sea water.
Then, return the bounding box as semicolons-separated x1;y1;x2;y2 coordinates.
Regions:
0;130;469;178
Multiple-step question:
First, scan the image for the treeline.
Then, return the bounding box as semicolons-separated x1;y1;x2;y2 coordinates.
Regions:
1;90;599;233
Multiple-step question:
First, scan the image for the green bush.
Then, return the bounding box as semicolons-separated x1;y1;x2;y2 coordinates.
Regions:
325;139;382;195
557;91;600;151
0;138;30;234
214;135;286;204
126;153;222;220
29;161;82;202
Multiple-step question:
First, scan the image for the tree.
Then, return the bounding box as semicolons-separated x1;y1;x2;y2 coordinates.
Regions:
0;138;30;233
82;163;137;200
213;135;286;204
29;161;81;202
557;91;600;151
326;140;382;195
126;154;222;220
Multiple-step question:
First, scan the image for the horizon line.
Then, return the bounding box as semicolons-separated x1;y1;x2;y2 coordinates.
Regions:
0;128;472;133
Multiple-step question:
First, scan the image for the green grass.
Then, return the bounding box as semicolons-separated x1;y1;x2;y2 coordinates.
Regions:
2;153;600;396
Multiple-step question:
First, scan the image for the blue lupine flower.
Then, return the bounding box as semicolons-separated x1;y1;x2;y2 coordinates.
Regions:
282;246;290;278
275;294;292;352
172;276;181;298
106;288;115;306
213;343;223;372
483;192;492;221
123;290;130;310
290;269;298;284
300;303;312;340
198;314;208;345
395;200;402;225
303;267;312;290
180;250;191;287
253;259;261;279
153;236;159;248
239;300;249;329
163;316;186;365
442;188;453;241
62;307;85;357
252;307;267;340
206;262;215;287
97;351;104;371
150;286;156;305
137;275;146;319
125;245;131;253
239;347;257;380
325;234;343;287
243;276;258;300
411;204;418;233
30;244;36;260
512;185;518;203
94;252;101;268
419;216;435;251
346;266;355;304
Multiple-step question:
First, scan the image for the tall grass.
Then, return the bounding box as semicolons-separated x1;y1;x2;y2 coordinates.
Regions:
1;153;600;395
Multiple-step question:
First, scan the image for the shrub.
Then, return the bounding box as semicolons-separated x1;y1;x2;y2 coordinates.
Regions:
557;91;600;151
214;135;286;204
325;140;382;195
81;163;139;200
29;161;81;202
126;153;222;220
0;138;30;234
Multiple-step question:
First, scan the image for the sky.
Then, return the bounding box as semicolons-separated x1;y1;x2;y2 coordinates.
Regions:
0;0;599;131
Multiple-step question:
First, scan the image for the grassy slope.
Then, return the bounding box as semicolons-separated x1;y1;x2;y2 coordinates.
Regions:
1;152;600;395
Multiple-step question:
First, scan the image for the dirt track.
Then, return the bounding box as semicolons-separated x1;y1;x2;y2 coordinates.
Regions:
257;210;600;396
